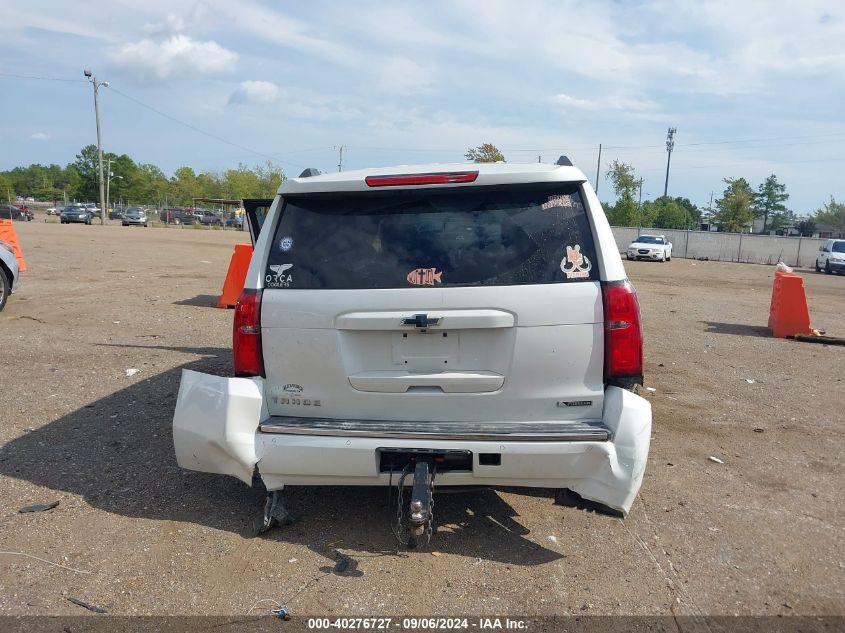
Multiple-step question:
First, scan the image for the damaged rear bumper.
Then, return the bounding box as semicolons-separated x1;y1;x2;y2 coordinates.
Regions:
172;369;651;515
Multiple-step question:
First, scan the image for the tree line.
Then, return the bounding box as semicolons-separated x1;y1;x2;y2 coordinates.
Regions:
0;145;285;207
603;159;844;236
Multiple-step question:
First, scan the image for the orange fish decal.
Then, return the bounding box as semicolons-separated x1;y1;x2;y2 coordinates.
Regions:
407;267;443;286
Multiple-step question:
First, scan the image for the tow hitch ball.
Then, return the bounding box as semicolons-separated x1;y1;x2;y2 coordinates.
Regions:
408;461;432;540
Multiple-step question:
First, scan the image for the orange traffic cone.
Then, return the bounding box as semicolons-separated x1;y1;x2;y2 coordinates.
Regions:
218;243;253;308
768;271;813;338
0;219;26;272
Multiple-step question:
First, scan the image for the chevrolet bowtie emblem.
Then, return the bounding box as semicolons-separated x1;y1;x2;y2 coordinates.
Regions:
400;314;441;328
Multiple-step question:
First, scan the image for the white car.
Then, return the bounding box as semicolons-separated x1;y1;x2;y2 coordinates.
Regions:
627;234;672;262
0;239;20;312
172;158;652;542
815;239;845;275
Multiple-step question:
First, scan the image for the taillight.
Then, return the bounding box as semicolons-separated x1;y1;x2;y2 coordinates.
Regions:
365;171;478;187
233;288;264;377
602;280;643;386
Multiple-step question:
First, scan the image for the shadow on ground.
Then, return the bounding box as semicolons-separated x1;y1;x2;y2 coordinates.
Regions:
701;321;771;337
0;346;562;566
173;294;220;308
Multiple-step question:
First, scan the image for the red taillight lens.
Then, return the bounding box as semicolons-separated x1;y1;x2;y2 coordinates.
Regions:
365;171;479;187
233;288;264;377
602;280;643;386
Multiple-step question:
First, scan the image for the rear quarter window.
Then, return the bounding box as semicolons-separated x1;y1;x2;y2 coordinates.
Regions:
265;182;597;289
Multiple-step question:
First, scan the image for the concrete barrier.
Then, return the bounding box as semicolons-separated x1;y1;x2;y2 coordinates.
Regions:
611;227;825;269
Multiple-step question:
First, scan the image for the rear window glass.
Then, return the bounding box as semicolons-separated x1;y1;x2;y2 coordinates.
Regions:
265;182;596;289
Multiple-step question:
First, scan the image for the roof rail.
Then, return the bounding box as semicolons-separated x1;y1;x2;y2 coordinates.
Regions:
298;168;322;178
555;155;573;166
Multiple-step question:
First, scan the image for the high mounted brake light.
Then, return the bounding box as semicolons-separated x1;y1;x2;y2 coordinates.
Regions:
233;288;265;377
602;280;643;386
365;171;479;187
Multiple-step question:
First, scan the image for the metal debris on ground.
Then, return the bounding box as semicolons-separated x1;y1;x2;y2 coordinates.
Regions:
19;501;59;513
124;368;139;377
745;379;756;384
67;597;107;613
708;456;725;464
645;387;656;392
0;551;92;574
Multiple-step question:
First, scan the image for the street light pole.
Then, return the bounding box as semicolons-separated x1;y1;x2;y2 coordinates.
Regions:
85;70;108;225
106;158;123;219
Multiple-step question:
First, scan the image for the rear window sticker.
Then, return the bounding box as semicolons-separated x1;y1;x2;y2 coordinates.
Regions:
406;267;443;286
279;236;294;252
561;245;592;279
542;194;575;210
267;263;293;288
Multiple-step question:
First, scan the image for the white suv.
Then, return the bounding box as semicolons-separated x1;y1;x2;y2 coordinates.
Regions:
815;239;845;274
172;159;652;541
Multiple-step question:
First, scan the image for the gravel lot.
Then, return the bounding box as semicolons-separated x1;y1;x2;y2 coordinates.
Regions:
0;222;843;619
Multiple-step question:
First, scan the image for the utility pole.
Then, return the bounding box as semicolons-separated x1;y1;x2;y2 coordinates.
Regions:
337;145;344;172
663;127;676;198
84;70;108;225
594;143;602;194
637;178;644;227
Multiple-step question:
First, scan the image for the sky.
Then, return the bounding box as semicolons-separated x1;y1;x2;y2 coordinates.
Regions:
1;0;844;213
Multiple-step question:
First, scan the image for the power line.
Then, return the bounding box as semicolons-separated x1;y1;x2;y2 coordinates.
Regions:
3;71;845;165
0;72;85;83
106;86;306;170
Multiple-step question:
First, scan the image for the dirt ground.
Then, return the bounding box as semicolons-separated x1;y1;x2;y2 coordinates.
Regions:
0;221;843;619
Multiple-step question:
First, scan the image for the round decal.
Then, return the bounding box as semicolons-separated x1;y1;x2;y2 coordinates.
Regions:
280;236;294;252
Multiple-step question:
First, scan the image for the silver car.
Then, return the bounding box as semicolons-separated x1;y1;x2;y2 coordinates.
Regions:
0;239;20;312
122;208;149;227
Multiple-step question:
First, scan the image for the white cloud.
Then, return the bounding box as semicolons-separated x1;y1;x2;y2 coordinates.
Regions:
553;93;655;112
230;80;280;105
376;57;437;94
112;34;238;79
142;13;186;36
30;132;51;140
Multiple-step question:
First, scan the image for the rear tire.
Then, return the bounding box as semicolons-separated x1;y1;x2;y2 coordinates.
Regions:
0;267;9;312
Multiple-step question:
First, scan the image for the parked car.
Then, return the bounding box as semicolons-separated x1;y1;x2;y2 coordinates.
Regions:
60;206;92;225
46;207;60;215
627;234;672;262
0;238;20;312
160;208;196;225
195;211;223;226
109;209;125;220
122;208;148;227
172;158;652;542
815;239;845;274
225;215;244;229
0;204;25;221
